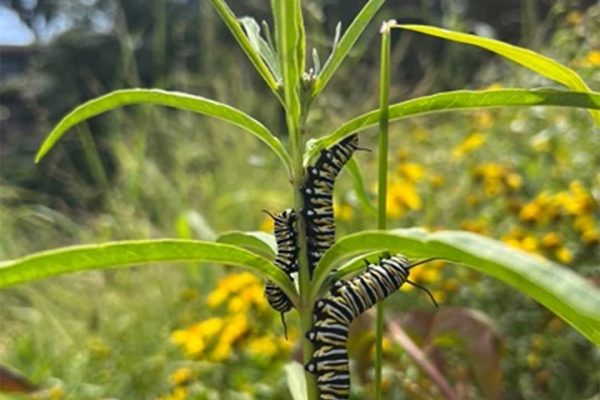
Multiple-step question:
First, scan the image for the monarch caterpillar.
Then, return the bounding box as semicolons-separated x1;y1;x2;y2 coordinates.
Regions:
302;134;361;275
262;208;298;338
305;255;436;399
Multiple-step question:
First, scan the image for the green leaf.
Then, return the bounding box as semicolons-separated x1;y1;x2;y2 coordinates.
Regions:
239;17;282;81
394;24;600;123
34;89;292;171
272;0;302;122
310;229;600;345
216;231;276;259
209;0;279;92
311;0;385;102
285;362;308;400
307;89;600;160
0;240;298;306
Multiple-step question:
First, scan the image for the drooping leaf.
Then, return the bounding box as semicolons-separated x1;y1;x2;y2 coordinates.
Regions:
0;240;298;306
311;229;600;345
34;89;292;171
307;89;600;159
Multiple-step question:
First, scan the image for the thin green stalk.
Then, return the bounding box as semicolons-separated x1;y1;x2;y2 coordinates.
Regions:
272;1;318;397
375;20;392;400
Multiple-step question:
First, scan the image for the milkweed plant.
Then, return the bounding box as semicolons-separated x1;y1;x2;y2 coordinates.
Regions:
1;1;599;399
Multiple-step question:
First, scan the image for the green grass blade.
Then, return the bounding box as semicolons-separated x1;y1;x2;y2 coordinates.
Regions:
272;0;302;122
308;89;600;159
0;240;298;305
311;0;385;101
309;229;600;345
209;0;279;92
394;24;600;123
216;230;276;259
34;89;292;171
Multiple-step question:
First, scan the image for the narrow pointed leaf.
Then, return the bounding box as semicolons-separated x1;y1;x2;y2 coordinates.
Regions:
394;24;600;123
0;240;297;305
345;158;377;214
34;89;291;170
308;89;600;159
312;0;385;101
217;231;276;259
310;229;600;345
209;0;279;91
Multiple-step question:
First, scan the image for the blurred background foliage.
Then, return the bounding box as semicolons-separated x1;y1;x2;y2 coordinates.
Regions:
0;0;598;399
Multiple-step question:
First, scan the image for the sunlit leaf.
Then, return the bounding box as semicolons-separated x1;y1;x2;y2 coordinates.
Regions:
34;89;292;171
216;231;276;259
308;89;599;159
0;240;298;306
394;24;600;123
239;17;281;81
285;362;308;400
311;229;600;345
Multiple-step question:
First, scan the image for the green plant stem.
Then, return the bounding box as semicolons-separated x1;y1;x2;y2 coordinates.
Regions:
375;21;392;400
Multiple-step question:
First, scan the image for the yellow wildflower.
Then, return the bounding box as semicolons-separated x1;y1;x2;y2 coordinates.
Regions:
555;247;573;264
460;219;488;234
247;335;279;357
520;236;539;253
443;278;460;293
452;132;485;159
335;202;354;222
541;232;562;248
582;229;599;246
260;216;275;233
526;352;541;369
573;214;595;233
386;180;422;218
207;288;228;308
505;173;523;191
398;162;425;183
169;367;193;386
585;50;600;67
472;110;494;130
211;342;232;361
432;290;446;304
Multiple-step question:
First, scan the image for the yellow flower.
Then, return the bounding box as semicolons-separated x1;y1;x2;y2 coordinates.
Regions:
443;279;460;293
247;335;279;357
582;229;599;246
472;110;494;130
585;50;600;67
197;317;224;338
555;247;573;264
335;202;354;222
169;367;193;386
519;201;541;223
211;342;232;361
260;216;275;232
573;215;595;233
505;173;522;191
432;290;446;304
541;232;562;248
559;181;594;216
386;180;422;218
398;162;425;183
452;132;485;159
520;236;539;253
207;288;228;308
460;219;488;234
